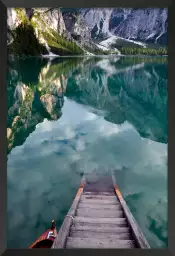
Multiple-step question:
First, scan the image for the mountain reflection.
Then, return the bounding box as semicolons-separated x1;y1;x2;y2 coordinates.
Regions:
66;57;167;144
7;57;82;154
7;56;167;154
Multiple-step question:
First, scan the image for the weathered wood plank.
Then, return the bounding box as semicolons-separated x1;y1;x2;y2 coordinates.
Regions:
71;225;130;233
66;237;135;248
80;199;118;205
73;221;127;229
76;208;123;218
70;230;131;240
78;203;121;210
111;173;150;248
74;216;126;225
51;176;86;248
52;172;150;249
83;192;115;196
81;195;117;200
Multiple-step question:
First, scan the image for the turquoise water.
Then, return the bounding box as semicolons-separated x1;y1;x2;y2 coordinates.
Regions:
7;56;167;248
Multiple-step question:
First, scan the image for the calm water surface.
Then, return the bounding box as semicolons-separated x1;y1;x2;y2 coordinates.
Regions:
7;56;167;248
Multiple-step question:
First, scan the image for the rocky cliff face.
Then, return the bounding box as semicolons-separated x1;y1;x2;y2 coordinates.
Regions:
112;8;168;45
79;8;113;41
7;8;84;56
62;8;168;46
62;10;94;50
7;8;168;56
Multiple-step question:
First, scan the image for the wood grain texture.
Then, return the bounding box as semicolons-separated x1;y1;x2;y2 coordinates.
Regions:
111;173;150;248
70;230;131;240
73;221;127;229
52;173;150;249
74;216;126;225
78;203;121;210
66;237;135;248
80;199;118;205
51;177;85;248
76;208;123;218
81;195;117;200
83;192;115;196
71;225;130;233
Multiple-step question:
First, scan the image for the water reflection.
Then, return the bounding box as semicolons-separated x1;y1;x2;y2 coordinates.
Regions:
66;57;167;143
7;56;167;154
7;55;167;248
7;57;82;153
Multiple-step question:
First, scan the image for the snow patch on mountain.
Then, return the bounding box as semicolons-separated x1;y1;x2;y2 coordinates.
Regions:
99;35;146;53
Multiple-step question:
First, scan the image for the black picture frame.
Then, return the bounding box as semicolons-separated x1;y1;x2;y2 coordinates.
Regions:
0;1;174;256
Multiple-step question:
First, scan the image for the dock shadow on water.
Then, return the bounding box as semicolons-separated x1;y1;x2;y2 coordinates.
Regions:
7;55;167;248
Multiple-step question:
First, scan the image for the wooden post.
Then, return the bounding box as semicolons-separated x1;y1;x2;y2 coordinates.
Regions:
111;171;150;249
51;176;86;248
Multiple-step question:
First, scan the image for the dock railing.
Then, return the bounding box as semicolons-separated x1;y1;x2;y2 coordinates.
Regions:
111;170;150;248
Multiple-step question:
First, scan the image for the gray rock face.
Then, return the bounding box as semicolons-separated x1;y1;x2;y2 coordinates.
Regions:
112;8;168;45
7;8;20;45
35;8;67;36
7;8;19;29
62;9;100;52
43;8;67;36
62;10;91;41
109;8;132;31
80;8;113;41
64;8;168;45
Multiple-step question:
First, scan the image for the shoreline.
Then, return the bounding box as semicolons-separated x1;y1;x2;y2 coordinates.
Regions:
8;54;168;60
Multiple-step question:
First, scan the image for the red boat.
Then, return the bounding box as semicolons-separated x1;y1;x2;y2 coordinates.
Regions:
29;220;57;248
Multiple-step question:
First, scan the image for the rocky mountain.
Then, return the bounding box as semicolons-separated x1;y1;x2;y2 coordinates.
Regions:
7;8;168;56
7;8;85;56
62;8;168;45
111;8;168;45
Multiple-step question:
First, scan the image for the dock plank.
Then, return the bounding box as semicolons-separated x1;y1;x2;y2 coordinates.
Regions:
83;192;115;196
70;230;131;240
66;237;135;248
78;203;121;210
76;208;123;218
81;195;117;200
73;221;127;229
52;174;150;249
71;225;130;234
74;216;126;225
80;199;118;205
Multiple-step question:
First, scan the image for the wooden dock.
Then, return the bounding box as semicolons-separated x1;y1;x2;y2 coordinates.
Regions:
52;173;150;249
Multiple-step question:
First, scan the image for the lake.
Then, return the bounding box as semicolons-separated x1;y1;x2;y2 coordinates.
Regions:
7;55;167;248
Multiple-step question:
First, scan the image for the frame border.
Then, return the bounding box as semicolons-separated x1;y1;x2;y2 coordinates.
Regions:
0;1;174;256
